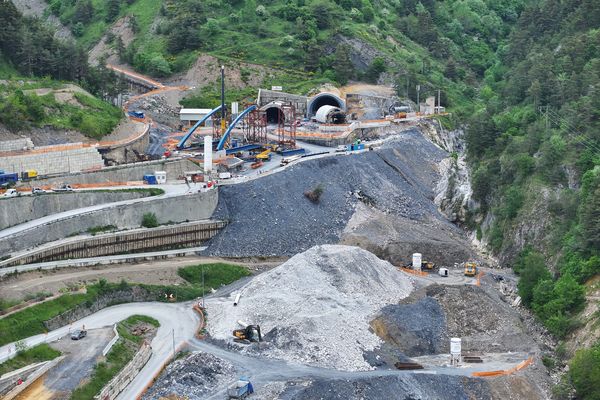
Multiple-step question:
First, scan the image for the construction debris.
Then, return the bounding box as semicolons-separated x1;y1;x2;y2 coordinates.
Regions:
207;245;414;371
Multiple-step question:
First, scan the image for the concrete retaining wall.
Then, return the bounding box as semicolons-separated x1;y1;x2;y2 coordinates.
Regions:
18;158;200;187
0;191;151;230
0;189;218;256
2;356;66;400
95;342;151;400
0;146;104;175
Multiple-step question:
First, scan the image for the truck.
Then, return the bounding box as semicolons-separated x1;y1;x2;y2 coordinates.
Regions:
127;111;145;119
227;377;254;399
20;169;38;180
280;154;302;166
0;173;19;187
464;262;477;277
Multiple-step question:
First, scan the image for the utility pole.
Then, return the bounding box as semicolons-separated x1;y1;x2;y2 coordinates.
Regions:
416;84;420;113
201;265;205;308
220;65;226;134
406;75;409;99
171;328;175;357
437;89;441;114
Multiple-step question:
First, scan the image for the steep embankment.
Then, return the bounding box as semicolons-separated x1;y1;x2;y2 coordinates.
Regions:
205;128;476;265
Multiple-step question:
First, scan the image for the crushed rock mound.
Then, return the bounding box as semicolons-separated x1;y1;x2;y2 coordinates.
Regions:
142;352;236;400
207;245;413;371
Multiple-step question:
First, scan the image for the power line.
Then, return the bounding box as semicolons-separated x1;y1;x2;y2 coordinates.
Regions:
540;107;600;154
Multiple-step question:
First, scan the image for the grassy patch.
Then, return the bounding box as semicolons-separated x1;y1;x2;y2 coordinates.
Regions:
87;225;117;235
70;315;159;400
177;263;251;289
0;298;20;313
0;344;61;376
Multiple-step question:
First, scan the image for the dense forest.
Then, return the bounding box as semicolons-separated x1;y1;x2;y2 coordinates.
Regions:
1;0;599;396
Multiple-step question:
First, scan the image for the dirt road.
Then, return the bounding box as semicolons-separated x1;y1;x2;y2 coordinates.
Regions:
0;256;281;300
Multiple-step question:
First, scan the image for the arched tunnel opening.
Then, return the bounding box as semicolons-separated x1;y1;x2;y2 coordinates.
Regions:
308;94;345;116
265;107;283;124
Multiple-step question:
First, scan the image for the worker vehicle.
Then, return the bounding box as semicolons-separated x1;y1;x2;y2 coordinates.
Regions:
70;329;87;340
0;173;19;187
420;261;436;270
464;262;477;277
127;110;145;119
227;377;254;399
1;188;19;198
31;187;47;195
20;169;38;180
233;325;262;343
54;184;73;192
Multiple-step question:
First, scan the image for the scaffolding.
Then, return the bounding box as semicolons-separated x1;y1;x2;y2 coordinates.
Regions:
276;103;296;149
244;108;267;144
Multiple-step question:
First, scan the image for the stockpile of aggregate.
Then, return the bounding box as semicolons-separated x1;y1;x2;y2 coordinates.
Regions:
207;245;414;371
204;128;452;257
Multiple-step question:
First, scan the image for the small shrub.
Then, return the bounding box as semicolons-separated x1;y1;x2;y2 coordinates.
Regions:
304;184;324;203
141;213;158;228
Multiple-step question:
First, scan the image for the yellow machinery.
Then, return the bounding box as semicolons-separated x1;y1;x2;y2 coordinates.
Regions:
256;149;271;160
421;261;435;270
21;169;38;180
464;262;477;277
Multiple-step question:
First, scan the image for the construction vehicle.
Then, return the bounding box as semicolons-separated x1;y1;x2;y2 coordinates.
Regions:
255;149;271;161
420;261;435;271
464;262;477;277
20;169;38;180
227;377;254;399
233;325;262;343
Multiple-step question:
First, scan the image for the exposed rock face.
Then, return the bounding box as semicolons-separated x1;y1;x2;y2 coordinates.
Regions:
324;35;385;71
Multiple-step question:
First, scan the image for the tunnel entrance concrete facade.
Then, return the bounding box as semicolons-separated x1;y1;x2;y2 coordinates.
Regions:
265;107;283;123
308;93;345;117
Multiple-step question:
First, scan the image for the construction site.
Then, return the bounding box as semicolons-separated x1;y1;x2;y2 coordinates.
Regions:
0;66;555;400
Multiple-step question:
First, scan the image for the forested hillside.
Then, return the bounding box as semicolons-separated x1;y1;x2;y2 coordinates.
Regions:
465;0;599;396
1;0;600;396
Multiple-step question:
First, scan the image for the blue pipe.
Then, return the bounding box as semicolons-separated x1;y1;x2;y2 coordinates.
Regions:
216;105;257;151
176;105;223;150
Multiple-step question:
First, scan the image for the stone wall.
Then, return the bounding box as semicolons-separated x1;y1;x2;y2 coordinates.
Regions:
95;342;152;400
0;146;104;175
0;191;151;230
0;189;218;255
44;286;155;330
0;138;34;152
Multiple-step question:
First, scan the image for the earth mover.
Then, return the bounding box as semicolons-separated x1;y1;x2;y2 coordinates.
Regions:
464;262;477;277
233;325;262;343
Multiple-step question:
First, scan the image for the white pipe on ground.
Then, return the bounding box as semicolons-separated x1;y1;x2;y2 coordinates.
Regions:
233;292;241;306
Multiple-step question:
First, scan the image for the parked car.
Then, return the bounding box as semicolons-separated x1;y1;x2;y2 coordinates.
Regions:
31;187;46;195
54;184;73;192
71;329;87;340
1;188;19;197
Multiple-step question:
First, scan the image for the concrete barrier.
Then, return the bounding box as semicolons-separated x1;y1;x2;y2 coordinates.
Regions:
0;189;218;256
95;342;152;400
2;356;66;400
102;325;120;357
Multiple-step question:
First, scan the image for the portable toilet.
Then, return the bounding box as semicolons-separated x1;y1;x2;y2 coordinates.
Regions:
154;171;167;184
438;268;449;277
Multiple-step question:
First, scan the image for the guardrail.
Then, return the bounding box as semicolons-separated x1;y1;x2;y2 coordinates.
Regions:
102;324;120;357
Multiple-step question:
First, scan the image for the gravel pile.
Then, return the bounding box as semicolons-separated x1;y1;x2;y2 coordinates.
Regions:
142;352;236;400
207;245;413;371
205;129;451;257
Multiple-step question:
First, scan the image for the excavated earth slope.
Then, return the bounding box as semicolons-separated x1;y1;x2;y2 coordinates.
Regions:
204;128;476;266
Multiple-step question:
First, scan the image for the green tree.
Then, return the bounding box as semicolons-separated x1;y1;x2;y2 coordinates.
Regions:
73;0;94;24
570;344;600;400
332;44;354;85
364;57;386;83
517;251;551;306
106;0;121;22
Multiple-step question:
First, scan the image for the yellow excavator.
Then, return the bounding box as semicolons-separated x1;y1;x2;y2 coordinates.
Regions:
464;262;477;277
233;325;262;343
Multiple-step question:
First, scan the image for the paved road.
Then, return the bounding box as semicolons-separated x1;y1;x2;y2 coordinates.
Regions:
0;302;199;400
0;184;194;241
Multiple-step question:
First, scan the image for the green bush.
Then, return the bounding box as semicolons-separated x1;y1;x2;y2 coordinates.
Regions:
569;343;600;400
141;212;158;228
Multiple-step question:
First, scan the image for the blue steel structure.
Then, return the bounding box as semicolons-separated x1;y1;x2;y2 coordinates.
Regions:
216;105;257;151
176;105;223;150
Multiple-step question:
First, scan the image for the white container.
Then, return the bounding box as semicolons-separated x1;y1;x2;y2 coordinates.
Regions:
439;268;449;277
412;253;422;269
154;171;167;184
450;338;461;355
218;172;232;179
